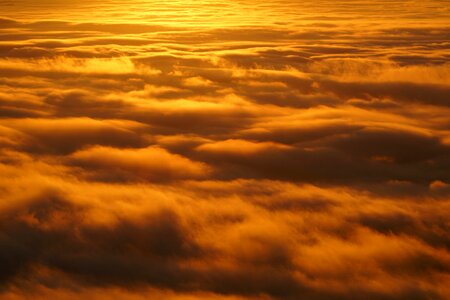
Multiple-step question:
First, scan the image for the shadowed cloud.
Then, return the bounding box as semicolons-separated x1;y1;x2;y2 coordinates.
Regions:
0;0;449;299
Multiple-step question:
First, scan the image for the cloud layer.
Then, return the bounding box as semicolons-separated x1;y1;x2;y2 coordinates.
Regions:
0;0;449;299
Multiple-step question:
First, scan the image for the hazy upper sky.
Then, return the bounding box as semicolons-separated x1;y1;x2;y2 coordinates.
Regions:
0;1;449;299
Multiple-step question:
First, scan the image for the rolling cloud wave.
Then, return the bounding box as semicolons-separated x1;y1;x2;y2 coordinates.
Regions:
0;1;449;299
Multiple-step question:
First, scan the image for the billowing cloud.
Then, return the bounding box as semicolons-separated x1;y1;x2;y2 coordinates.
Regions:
0;118;150;154
0;0;449;299
70;145;211;181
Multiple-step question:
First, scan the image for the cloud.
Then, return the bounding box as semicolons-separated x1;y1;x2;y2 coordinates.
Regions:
0;163;449;299
196;139;293;156
69;146;211;182
0;118;149;154
0;0;449;299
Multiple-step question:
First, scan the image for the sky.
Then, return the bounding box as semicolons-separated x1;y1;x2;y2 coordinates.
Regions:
0;0;450;299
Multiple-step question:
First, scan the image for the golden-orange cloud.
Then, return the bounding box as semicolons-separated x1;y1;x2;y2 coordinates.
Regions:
0;1;449;299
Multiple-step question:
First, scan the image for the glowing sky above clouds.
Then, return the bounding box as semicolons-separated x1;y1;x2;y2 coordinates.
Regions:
0;0;450;299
